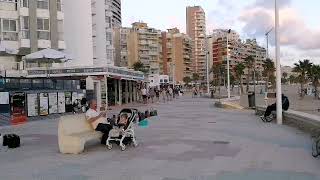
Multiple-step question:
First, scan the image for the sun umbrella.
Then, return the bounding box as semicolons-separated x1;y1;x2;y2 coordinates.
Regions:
25;48;72;62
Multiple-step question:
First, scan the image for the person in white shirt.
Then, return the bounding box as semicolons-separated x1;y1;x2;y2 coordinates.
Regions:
86;100;112;145
141;87;147;104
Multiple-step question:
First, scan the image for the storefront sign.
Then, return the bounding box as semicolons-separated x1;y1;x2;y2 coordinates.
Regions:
27;67;144;79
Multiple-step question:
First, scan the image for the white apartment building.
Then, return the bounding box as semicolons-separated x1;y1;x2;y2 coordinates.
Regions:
64;0;121;67
0;0;65;70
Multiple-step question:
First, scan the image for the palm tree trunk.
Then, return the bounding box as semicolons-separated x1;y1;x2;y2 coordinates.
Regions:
246;72;250;93
240;78;243;95
300;83;304;98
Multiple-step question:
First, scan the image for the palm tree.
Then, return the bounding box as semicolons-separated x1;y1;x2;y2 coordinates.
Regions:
288;75;297;84
132;61;148;73
234;63;245;94
210;63;223;92
308;64;320;99
262;58;276;92
293;59;313;97
244;55;255;92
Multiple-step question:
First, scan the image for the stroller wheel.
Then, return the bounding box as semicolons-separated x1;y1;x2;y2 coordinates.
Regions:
120;145;126;151
107;144;113;150
312;138;320;158
133;141;138;147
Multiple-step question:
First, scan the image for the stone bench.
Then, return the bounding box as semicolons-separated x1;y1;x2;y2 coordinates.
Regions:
256;106;320;133
58;114;102;154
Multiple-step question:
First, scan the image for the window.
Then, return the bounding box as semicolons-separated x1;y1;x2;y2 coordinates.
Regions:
3;19;16;31
37;18;50;40
20;79;32;90
37;0;49;9
20;16;29;39
0;19;18;41
57;20;63;40
32;79;44;89
21;0;28;7
57;0;62;11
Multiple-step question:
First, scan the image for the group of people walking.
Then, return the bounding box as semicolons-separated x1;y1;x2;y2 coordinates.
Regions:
140;85;183;104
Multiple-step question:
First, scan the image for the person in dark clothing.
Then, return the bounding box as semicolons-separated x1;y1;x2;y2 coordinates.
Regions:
261;94;290;121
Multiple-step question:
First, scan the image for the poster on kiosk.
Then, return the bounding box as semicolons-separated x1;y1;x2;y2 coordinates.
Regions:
58;92;65;113
39;93;49;116
11;92;27;124
49;93;58;114
27;93;39;117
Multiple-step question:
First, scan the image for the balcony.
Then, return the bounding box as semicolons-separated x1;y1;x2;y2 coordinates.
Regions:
2;32;18;41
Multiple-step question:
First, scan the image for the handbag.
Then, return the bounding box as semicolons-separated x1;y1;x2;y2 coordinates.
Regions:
3;134;20;149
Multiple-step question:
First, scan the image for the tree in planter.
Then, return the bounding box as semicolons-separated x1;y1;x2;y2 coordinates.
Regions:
192;73;200;84
308;64;320;99
293;59;313;98
244;55;255;93
210;63;223;93
234;63;245;94
132;61;148;74
183;76;192;87
262;58;275;92
282;72;288;84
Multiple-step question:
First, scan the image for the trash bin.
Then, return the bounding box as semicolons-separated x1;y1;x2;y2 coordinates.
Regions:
248;92;255;108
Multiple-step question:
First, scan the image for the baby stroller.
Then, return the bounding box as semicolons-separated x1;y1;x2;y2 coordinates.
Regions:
106;108;139;151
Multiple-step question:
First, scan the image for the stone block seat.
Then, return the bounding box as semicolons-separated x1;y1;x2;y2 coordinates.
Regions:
58;114;102;154
256;105;320;132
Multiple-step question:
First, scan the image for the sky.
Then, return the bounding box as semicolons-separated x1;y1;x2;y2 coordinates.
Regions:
122;0;320;66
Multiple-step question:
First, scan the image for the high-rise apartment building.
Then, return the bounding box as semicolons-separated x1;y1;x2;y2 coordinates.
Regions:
64;0;121;67
186;6;206;80
162;28;193;84
114;22;162;75
211;29;266;82
114;27;131;67
0;0;65;70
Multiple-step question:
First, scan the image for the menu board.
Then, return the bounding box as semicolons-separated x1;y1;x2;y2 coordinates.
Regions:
39;93;49;116
0;92;9;104
27;94;39;117
58;92;65;113
49;93;58;114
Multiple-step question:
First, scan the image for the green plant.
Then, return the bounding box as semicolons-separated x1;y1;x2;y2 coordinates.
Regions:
293;59;313;98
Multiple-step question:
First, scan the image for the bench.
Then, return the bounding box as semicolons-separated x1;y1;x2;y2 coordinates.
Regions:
58;114;102;154
256;106;320;133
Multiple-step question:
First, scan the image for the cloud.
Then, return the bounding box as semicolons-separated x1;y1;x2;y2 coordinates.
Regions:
253;0;292;9
239;4;320;51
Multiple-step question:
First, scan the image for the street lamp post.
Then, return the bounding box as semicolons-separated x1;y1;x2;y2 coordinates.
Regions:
275;0;283;125
265;28;273;59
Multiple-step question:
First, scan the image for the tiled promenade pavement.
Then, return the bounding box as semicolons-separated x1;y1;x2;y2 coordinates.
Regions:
0;96;320;180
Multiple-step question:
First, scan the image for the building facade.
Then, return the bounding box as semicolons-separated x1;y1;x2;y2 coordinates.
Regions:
186;6;206;80
162;28;193;84
0;0;65;70
64;0;121;67
211;29;266;83
114;22;162;75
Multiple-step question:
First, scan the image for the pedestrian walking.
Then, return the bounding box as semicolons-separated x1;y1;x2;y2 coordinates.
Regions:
141;86;147;104
149;87;155;103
